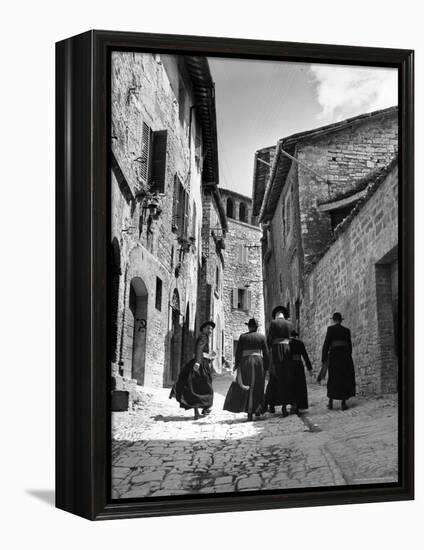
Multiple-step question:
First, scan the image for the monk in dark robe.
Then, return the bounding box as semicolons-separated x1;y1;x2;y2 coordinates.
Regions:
265;305;294;417
169;321;216;420
224;318;269;421
319;312;356;410
289;330;314;413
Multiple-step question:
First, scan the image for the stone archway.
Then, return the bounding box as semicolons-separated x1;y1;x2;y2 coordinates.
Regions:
129;276;148;385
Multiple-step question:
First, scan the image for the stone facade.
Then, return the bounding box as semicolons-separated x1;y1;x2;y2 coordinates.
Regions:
198;186;227;373
303;164;398;394
111;52;223;391
220;188;265;366
254;107;398;394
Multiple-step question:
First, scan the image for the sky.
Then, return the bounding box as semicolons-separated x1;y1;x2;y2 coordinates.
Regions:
208;57;398;197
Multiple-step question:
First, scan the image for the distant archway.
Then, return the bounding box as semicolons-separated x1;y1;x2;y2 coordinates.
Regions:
226;197;234;219
239;202;247;222
129;277;148;385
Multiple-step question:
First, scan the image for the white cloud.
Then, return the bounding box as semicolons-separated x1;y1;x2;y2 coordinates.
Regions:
309;64;398;122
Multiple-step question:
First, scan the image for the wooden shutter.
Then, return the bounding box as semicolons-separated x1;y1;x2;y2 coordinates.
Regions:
150;130;167;192
183;189;189;239
232;287;238;309
140;122;151;184
172;174;180;232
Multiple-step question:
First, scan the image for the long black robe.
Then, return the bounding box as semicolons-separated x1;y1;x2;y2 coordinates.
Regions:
289;337;313;409
169;333;214;409
321;324;356;400
223;330;269;414
265;317;295;407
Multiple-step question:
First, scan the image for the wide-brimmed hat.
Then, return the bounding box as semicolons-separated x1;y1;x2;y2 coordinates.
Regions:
331;312;344;322
245;318;259;328
200;320;216;331
272;305;288;319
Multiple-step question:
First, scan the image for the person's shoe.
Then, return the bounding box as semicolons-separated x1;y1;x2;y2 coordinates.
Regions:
247;413;253;421
201;408;211;416
327;399;333;410
268;406;275;414
282;407;289;418
341;400;348;411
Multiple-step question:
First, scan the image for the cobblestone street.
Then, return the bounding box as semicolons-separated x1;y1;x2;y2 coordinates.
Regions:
112;373;398;499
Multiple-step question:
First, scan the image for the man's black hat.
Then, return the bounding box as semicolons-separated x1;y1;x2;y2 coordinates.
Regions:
200;320;216;331
245;318;259;328
272;305;288;319
332;312;344;322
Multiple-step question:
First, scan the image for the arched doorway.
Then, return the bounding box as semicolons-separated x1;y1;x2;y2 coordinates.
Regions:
170;289;182;381
226;197;234;219
111;238;121;364
129;277;148;385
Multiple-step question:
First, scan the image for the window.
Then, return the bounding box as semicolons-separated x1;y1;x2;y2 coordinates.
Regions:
238;244;249;264
155;277;163;311
138;122;167;193
239;202;247;222
215;266;220;296
285;194;292;235
172;174;189;238
191;202;197;241
282;203;286;242
232;287;252;311
279;274;283;293
226;198;234;218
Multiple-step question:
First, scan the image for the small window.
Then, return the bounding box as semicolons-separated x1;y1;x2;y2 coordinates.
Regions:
172;174;189;238
215;266;220;296
239;202;247;222
238;244;249;264
155;277;163;311
232;287;251;311
226;198;234;218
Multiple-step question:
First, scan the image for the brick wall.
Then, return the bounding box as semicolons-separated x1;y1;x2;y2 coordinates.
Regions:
301;165;398;394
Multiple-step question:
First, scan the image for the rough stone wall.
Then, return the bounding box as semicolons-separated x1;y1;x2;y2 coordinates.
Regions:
263;162;301;331
301;165;398;395
222;217;265;366
296;109;398;273
111;52;203;388
198;188;225;373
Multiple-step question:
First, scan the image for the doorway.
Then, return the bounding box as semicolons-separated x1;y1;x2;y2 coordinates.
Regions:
129;277;148;385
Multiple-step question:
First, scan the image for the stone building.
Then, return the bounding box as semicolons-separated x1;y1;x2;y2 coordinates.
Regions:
111;52;225;390
253;106;398;394
197;185;227;373
218;188;265;366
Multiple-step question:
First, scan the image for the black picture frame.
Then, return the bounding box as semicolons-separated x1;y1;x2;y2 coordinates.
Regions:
56;30;414;521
